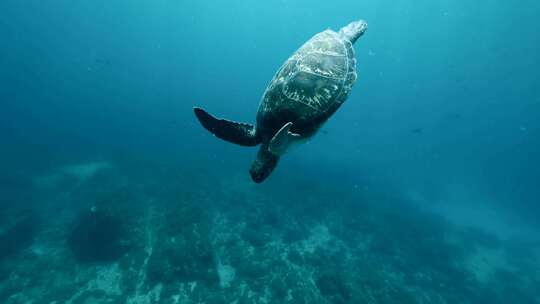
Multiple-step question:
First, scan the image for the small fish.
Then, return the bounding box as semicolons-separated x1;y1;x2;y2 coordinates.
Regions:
411;127;423;134
94;58;112;67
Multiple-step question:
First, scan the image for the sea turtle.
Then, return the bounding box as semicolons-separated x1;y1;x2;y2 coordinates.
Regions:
194;20;368;183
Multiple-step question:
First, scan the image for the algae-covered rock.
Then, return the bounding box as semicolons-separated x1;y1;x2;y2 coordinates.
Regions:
146;204;219;288
0;211;40;261
68;206;131;263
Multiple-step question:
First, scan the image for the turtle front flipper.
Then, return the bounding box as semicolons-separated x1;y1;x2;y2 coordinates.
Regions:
268;122;302;156
194;107;261;147
250;143;279;183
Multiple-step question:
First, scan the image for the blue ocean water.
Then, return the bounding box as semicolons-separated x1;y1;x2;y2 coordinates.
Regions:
1;0;539;303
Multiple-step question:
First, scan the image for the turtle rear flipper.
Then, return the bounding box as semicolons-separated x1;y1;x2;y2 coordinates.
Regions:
194;107;261;147
338;20;368;44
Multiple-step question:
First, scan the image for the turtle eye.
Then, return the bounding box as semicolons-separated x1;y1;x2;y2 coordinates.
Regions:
249;167;266;183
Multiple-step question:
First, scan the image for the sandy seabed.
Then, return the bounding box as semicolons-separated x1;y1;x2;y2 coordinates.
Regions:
1;160;539;304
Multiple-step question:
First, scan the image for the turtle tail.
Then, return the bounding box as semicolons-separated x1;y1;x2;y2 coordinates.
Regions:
194;107;261;147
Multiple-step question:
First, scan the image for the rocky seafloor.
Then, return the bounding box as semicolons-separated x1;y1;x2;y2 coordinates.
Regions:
1;160;539;303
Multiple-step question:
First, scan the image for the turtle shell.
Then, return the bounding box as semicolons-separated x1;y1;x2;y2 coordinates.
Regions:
257;30;357;138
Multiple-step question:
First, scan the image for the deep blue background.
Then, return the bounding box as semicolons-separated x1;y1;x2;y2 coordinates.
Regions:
1;1;539;237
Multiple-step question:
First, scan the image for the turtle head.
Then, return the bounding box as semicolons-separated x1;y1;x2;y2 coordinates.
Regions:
249;144;279;183
338;20;368;44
